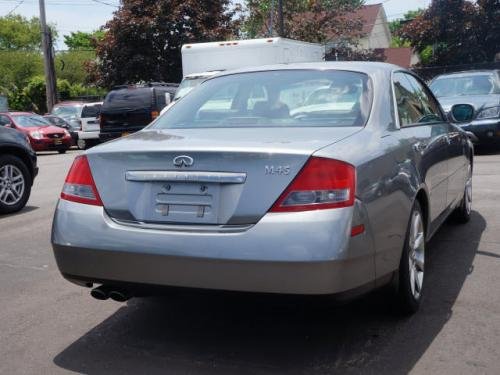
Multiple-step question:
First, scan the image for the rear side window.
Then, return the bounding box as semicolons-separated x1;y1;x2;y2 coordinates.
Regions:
102;88;153;112
81;104;101;118
393;72;443;126
152;70;373;129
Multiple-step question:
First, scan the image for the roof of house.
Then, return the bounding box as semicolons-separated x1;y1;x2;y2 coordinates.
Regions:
376;47;414;68
351;3;383;35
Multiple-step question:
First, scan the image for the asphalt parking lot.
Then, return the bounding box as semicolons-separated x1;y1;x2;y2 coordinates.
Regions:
1;148;500;374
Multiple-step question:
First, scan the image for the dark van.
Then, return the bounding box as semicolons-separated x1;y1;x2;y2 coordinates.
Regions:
99;83;178;142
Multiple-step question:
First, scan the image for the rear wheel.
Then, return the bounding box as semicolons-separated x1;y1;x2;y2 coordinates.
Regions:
395;201;425;314
0;155;32;215
58;149;67;154
453;162;472;223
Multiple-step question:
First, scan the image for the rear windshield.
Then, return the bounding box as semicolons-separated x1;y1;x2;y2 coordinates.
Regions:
13;115;51;127
430;73;500;97
81;104;102;118
152;70;372;129
102;88;153;113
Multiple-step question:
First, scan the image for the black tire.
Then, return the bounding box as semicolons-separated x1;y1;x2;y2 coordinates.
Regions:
0;155;32;215
452;162;472;224
58;149;67;154
395;200;425;315
77;139;87;150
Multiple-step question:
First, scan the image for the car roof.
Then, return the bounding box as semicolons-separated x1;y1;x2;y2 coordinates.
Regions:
211;61;405;78
433;70;499;79
82;102;103;106
56;100;87;105
0;111;35;116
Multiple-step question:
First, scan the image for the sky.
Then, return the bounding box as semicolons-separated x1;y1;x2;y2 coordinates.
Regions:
0;0;432;49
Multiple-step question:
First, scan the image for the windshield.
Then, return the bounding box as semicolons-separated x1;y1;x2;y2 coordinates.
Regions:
13;114;51;127
152;70;372;129
174;77;207;100
52;105;82;118
430;73;500;97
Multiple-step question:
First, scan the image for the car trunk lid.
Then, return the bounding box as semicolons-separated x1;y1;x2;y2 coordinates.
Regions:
87;127;360;225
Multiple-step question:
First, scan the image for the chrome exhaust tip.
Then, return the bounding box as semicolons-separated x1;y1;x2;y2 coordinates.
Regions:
90;285;110;300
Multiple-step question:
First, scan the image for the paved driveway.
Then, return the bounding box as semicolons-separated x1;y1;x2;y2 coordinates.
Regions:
0;149;499;374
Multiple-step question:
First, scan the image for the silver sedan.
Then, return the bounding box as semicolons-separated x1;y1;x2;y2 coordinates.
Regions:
51;62;474;314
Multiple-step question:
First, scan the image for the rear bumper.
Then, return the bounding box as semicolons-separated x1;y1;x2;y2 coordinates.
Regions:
461;119;500;144
51;200;375;295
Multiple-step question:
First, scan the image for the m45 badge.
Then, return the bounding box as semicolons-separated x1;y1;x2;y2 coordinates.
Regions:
265;165;291;175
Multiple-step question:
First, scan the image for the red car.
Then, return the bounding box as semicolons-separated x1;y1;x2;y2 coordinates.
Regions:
0;112;72;153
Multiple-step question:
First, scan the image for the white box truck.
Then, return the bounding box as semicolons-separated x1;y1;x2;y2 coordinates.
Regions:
173;37;325;101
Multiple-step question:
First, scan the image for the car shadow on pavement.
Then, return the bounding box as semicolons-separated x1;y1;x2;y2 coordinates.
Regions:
0;205;39;219
53;211;486;375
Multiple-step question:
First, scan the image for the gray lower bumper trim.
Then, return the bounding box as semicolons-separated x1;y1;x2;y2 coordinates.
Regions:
53;244;368;295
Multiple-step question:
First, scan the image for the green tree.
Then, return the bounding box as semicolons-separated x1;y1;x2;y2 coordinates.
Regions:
91;0;239;87
56;50;96;85
0;15;57;50
398;0;500;65
389;9;423;47
63;30;105;50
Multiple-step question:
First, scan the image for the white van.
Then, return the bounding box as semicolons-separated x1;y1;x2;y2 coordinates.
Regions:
176;38;325;101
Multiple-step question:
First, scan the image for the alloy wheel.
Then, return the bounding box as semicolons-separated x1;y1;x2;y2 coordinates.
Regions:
465;164;472;215
0;164;25;206
408;210;425;300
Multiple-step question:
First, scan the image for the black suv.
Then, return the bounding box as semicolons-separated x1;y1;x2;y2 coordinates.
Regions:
0;125;38;214
99;82;178;142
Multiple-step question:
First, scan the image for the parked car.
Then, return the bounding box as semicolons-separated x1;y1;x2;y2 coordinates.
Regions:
430;70;500;144
0;124;38;214
99;83;178;143
43;115;78;145
52;62;474;314
51;101;103;150
51;101;85;128
0;112;72;153
77;102;103;150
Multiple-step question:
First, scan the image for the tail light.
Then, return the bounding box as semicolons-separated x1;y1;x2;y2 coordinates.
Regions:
151;111;159;120
60;155;103;206
270;157;355;212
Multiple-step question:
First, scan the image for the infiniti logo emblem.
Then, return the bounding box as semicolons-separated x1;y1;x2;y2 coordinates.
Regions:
173;155;194;168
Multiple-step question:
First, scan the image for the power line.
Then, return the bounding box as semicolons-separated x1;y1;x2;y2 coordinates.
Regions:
88;0;118;7
5;0;25;16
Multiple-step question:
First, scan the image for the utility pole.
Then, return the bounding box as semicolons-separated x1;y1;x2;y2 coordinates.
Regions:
278;0;284;37
39;0;57;112
269;0;274;37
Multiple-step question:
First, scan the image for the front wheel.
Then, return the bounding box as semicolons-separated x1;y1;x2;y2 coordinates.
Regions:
0;155;32;215
58;149;67;154
395;201;426;314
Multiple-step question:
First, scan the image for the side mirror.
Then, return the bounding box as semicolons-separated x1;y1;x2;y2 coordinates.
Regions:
449;104;474;123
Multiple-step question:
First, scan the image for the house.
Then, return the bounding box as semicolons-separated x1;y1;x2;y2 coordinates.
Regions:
349;3;420;67
354;4;391;50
